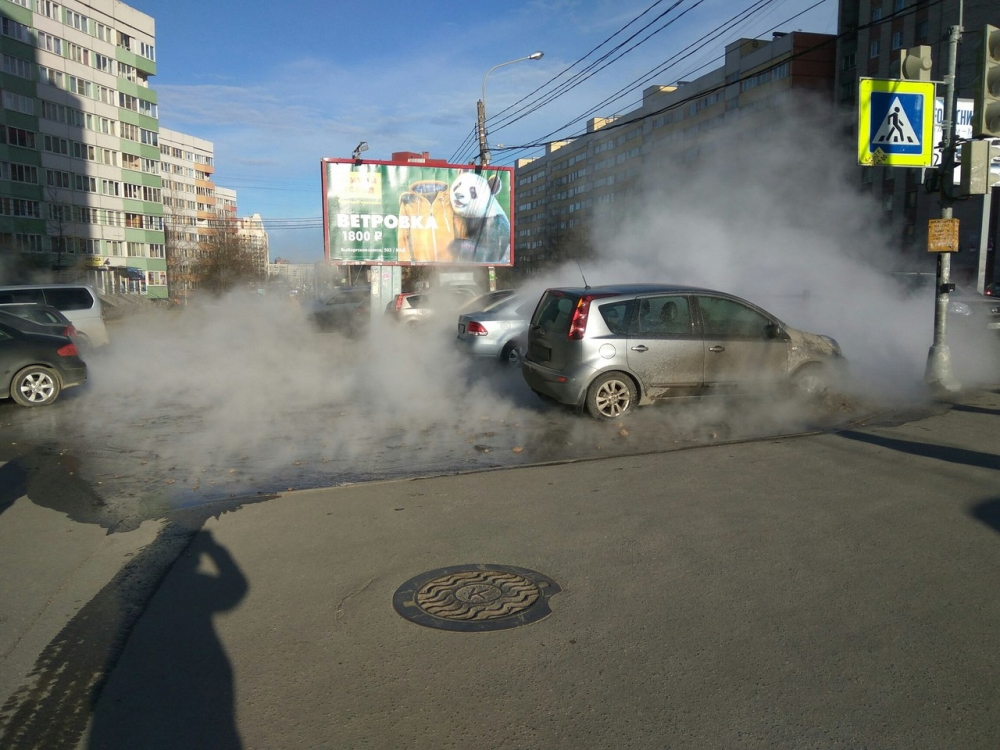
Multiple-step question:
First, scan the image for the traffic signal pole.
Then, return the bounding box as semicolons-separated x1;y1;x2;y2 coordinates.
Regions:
924;19;963;393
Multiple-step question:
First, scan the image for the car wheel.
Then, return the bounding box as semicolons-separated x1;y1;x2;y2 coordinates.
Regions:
790;363;828;397
10;366;61;407
585;372;636;420
500;341;523;368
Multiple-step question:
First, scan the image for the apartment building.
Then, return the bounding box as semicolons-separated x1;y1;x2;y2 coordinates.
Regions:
834;0;999;279
235;212;268;277
158;126;217;299
0;0;164;294
513;31;836;272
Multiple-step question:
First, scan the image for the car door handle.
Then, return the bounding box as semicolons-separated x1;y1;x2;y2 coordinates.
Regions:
630;345;648;352
709;345;725;353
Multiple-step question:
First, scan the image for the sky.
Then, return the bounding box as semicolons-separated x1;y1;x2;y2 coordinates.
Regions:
129;0;838;263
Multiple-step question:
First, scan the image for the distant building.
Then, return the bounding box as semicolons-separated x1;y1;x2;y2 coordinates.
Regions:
159;128;217;298
216;186;237;221
236;212;268;276
513;31;836;273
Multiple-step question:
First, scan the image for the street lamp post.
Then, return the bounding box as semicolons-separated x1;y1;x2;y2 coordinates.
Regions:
477;51;543;167
477;52;543;291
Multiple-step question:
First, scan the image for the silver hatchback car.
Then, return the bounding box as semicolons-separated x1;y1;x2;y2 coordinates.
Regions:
521;284;845;419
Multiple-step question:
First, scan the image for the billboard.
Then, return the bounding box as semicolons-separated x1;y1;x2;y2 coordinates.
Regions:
321;159;514;266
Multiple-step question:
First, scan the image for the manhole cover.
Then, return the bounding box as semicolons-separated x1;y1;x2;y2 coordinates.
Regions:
393;564;561;632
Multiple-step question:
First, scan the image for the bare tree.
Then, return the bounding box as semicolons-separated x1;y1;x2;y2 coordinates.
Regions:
44;187;74;272
192;214;266;295
163;206;198;302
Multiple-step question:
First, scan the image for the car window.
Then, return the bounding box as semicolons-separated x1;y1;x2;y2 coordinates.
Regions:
697;296;771;338
599;301;630;335
533;292;577;334
632;295;692;337
44;287;93;311
0;289;45;305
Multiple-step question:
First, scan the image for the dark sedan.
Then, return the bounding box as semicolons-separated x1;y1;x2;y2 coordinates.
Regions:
0;321;87;406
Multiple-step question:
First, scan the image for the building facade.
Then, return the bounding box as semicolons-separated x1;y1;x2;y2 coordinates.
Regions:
158;126;215;299
512;31;836;273
834;0;999;280
235;212;267;276
0;0;164;294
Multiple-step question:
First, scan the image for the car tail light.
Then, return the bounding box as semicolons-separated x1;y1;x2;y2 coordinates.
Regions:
64;325;77;337
394;294;405;312
567;294;612;340
467;321;488;336
57;342;79;357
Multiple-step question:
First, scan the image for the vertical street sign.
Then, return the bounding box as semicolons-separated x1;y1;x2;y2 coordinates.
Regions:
858;78;935;167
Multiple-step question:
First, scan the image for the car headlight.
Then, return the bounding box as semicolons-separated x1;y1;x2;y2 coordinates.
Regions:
948;302;972;316
819;335;842;356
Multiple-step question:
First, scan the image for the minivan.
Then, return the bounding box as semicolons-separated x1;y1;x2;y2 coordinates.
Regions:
521;283;845;419
0;285;109;347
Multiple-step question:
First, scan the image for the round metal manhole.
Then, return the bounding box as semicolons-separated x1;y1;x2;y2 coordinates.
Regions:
393;564;561;632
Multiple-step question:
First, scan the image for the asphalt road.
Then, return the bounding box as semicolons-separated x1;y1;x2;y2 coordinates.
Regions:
1;305;998;748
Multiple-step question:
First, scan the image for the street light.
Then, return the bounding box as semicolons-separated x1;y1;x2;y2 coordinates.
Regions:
478;51;543;166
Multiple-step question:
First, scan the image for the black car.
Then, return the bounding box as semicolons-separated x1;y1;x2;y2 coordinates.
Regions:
0;304;77;340
0;320;87;406
309;287;372;336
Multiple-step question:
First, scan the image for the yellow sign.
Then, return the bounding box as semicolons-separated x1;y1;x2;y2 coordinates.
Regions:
858;78;935;167
927;218;959;252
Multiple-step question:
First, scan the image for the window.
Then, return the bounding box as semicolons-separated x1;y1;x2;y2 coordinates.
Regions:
2;90;35;115
140;42;155;61
44;135;69;155
916;20;928;41
892;31;903;50
4;127;35;149
47;169;70;188
633;296;693;337
697;296;772;338
95;22;112;42
101;179;121;197
0;196;39;217
894;0;905;11
36;1;60;19
75;175;97;193
66;9;88;31
871;7;882;22
94;54;112;74
36;31;63;55
5;162;38;183
1;18;31;43
3;54;32;79
38;66;63;88
842;52;856;70
117;62;137;82
67;43;90;66
870;40;881;58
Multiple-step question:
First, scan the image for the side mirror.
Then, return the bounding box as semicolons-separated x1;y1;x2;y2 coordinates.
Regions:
764;323;785;340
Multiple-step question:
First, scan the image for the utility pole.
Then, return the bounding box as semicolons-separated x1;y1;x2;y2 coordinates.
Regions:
924;12;963;393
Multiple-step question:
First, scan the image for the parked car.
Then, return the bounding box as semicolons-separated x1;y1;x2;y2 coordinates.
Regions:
947;286;1000;335
456;291;538;368
309;287;372;336
0;304;76;336
0;320;87;407
521;283;846;420
0;284;108;348
385;287;479;327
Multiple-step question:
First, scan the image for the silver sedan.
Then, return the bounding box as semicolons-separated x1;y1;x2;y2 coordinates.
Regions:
456;292;539;368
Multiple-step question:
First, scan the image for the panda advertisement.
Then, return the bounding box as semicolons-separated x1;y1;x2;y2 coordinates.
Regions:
321;159;514;266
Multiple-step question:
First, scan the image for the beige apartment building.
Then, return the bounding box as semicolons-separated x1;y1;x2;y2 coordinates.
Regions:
513;31;836;273
0;0;164;294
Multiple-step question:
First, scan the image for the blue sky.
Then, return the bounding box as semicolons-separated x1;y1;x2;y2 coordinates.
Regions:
129;0;837;262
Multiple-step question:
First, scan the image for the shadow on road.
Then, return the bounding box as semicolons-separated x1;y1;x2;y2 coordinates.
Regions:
971;498;1000;535
837;430;1000;472
86;529;248;749
947;403;1000;417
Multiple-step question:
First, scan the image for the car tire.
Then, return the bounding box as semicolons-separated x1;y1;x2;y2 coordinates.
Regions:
790;363;828;397
10;365;61;407
500;341;523;369
585;372;636;420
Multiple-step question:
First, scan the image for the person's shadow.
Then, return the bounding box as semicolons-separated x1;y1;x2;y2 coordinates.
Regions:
87;530;248;749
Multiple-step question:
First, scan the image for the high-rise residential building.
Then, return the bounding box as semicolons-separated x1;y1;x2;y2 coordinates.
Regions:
0;0;164;294
235;212;268;276
215;185;236;221
834;0;999;279
512;31;836;273
158;127;216;299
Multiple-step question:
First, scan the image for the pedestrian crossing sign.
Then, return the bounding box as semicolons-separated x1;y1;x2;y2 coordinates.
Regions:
858;78;935;167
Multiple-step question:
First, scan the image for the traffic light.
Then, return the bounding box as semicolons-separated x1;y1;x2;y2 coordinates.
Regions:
959;139;1000;195
898;45;932;81
972;25;1000;137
